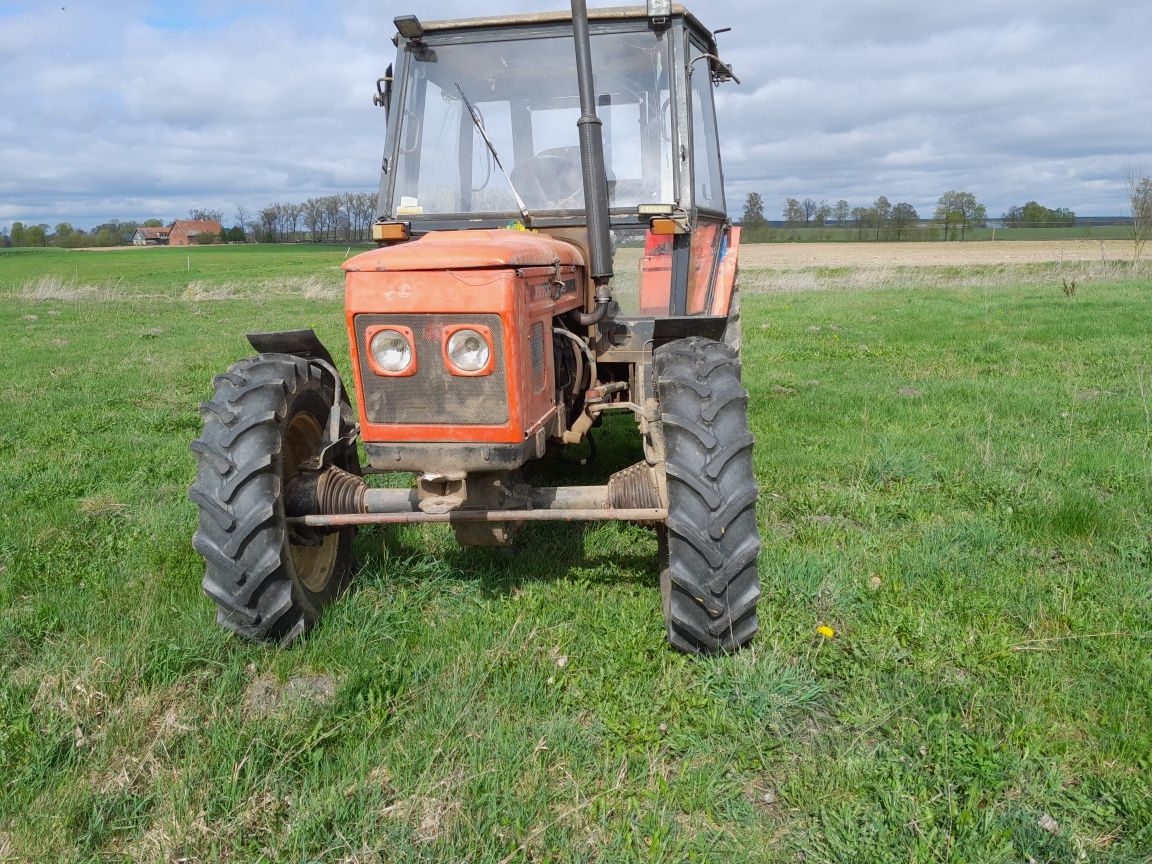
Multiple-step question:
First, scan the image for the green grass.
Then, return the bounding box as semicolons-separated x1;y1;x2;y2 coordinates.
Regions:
2;247;1152;862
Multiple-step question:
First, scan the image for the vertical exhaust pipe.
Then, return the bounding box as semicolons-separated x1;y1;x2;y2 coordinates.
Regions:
570;0;613;324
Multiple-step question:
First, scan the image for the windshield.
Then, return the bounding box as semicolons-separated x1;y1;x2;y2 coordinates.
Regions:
390;28;675;218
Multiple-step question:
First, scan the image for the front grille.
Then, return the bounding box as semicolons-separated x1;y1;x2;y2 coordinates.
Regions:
530;322;545;392
355;313;509;426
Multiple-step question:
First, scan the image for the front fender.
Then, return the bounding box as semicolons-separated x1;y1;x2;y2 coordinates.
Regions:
709;226;741;318
246;328;336;366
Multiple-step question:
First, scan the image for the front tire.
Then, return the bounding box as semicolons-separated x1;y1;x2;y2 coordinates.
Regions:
655;337;760;654
188;354;358;644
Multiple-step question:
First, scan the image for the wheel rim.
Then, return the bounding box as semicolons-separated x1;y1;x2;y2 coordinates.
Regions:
283;411;340;594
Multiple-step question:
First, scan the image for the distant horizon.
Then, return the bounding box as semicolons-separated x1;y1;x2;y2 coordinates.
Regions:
2;1;1149;232
1;204;1138;237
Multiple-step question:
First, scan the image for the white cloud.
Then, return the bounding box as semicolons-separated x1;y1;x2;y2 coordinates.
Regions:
1;0;1149;230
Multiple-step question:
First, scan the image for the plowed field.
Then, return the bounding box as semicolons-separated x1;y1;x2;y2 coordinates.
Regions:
739;239;1145;268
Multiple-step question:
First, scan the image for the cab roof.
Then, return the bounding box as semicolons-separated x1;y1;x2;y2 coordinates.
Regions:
415;5;718;53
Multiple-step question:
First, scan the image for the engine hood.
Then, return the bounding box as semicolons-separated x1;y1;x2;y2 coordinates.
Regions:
344;229;585;273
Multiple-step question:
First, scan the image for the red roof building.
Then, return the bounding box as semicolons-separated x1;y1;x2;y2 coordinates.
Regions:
168;219;222;246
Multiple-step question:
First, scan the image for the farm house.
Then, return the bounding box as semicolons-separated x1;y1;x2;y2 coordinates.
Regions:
167;219;221;246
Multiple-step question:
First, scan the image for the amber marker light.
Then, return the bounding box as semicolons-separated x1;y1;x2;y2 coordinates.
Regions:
650;216;689;235
371;221;410;243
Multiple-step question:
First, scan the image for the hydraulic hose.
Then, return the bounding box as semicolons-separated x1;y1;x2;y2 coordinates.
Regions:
568;297;611;327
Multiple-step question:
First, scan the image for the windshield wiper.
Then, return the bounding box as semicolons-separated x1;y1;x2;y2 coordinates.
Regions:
455;82;532;227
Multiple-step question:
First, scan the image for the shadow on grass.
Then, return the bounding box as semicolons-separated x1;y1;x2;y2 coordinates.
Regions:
350;413;660;597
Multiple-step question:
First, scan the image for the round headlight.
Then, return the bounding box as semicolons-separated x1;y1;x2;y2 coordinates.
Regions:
447;328;491;373
369;328;413;373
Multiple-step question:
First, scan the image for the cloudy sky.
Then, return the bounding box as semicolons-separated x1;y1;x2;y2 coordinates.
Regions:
1;0;1149;231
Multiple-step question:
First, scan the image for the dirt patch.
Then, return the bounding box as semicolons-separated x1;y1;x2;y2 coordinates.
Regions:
31;667;114;748
383;794;461;844
242;672;338;718
738;239;1147;270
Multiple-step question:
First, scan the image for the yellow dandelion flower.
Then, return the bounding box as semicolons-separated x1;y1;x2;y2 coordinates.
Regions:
817;625;836;639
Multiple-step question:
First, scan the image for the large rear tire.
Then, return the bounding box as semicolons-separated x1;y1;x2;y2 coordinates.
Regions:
188;354;358;644
655;337;760;654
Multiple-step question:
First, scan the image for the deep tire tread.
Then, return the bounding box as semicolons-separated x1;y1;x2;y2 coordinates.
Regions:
187;488;236;531
188;354;357;644
219;454;275;503
705;434;754;480
666;465;723;509
190;439;232;475
218;411;280;448
656;337;761;655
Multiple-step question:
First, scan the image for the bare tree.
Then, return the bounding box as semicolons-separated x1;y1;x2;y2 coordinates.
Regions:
303;198;325;242
346;192;377;241
259;206;279;243
283;203;302;242
801;198;818;225
833;199;850;225
234;205;250;242
873;195;891;240
188;208;224;224
1126;167;1152;265
783;198;804;227
343;193;361;241
270;203;288;242
321;195;344;242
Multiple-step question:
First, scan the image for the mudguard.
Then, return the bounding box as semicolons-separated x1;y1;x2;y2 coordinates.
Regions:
246;328;336;366
709;226;741;318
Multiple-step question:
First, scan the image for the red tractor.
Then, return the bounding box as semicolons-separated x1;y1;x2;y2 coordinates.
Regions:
189;1;759;654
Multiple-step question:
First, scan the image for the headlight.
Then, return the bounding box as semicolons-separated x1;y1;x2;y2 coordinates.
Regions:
446;328;491;374
369;328;414;374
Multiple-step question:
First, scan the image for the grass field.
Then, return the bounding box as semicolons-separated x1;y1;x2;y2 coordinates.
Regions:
2;244;1151;862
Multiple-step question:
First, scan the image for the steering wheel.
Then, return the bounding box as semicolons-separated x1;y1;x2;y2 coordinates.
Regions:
511;148;586;210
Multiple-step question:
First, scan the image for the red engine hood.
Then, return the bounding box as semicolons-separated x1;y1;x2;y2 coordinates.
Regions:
343;229;585;272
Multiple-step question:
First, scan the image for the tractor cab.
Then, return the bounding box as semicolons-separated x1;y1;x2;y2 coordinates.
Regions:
373;4;739;319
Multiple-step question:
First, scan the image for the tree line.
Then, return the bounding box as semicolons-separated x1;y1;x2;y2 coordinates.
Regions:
2;218;164;249
4;178;1150;250
241;192;377;245
741;190;997;240
737;191;1106;241
0;192;379;248
1001;201;1074;229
